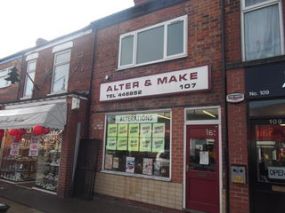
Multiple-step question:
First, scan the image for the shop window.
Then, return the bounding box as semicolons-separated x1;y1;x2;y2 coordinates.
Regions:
51;50;71;94
23;60;37;98
0;129;62;192
104;111;171;179
186;108;219;121
242;0;283;61
255;124;285;183
0;68;11;89
118;15;187;69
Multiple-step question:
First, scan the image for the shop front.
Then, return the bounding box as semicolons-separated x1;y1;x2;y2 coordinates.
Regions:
0;94;88;196
0;100;66;194
94;65;224;211
246;62;285;213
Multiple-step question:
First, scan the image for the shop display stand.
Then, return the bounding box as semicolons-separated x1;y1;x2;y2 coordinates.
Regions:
0;149;36;182
35;148;61;192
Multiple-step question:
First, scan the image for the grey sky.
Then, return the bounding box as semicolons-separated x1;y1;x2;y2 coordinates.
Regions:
0;0;134;59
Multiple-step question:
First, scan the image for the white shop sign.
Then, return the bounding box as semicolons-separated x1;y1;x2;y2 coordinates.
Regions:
268;167;285;180
115;114;158;123
100;65;210;101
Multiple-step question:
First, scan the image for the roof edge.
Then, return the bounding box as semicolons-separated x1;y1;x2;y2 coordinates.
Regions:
91;0;186;30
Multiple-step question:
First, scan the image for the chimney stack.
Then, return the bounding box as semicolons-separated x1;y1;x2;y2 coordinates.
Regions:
36;38;48;46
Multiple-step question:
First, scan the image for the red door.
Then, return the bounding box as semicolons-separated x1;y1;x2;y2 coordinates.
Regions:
186;125;219;213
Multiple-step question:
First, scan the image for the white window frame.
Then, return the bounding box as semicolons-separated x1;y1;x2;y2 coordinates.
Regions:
50;49;71;94
101;109;172;181
241;0;284;61
22;60;37;98
118;15;188;70
0;67;12;89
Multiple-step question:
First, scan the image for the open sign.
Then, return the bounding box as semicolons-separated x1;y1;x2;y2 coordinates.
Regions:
268;167;285;180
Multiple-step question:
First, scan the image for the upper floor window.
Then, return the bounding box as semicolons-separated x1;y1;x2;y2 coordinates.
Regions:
242;0;284;61
23;60;36;98
118;15;187;69
51;50;71;94
0;68;11;89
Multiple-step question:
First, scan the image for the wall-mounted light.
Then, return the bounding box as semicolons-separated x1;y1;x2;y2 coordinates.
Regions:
105;75;110;80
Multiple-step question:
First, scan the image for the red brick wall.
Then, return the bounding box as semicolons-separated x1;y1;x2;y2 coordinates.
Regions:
91;0;224;184
224;0;242;64
225;0;285;64
58;97;89;197
19;32;95;99
227;68;249;213
0;58;22;103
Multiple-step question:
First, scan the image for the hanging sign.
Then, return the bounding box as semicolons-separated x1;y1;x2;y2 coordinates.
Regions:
268;167;285;180
100;66;210;101
10;143;20;156
29;140;39;157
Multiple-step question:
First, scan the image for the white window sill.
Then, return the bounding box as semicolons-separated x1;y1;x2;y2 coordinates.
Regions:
47;91;67;96
117;53;188;71
100;169;171;182
20;96;32;100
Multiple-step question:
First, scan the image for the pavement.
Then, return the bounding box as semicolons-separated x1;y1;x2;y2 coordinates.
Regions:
0;181;177;213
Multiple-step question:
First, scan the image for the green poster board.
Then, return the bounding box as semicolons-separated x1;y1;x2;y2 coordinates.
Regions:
106;137;117;150
152;137;165;152
129;124;140;138
108;124;118;137
117;137;128;150
152;123;165;138
140;123;152;138
139;137;152;152
118;124;128;137
128;137;139;152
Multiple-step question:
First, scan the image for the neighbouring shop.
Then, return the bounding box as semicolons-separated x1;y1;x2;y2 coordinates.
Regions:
246;62;285;213
0;128;62;192
0;100;66;194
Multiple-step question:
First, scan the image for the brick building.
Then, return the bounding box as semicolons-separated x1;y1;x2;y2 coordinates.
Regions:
90;0;226;212
0;26;95;197
1;0;284;212
225;0;285;213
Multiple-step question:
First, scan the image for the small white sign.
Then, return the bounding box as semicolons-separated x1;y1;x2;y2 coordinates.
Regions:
268;167;285;180
199;151;209;165
226;93;245;103
100;65;209;101
115;114;158;123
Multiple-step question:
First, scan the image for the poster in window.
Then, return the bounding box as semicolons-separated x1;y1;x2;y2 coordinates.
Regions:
152;137;165;152
10;142;20;156
118;124;128;137
105;154;113;169
106;137;117;150
143;158;153;175
153;123;165;138
140;123;152;138
108;124;118;137
117;137;128;150
139;137;152;152
29;140;39;156
129;124;140;138
112;157;119;169
126;156;135;173
199;151;209;165
128;137;139;152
